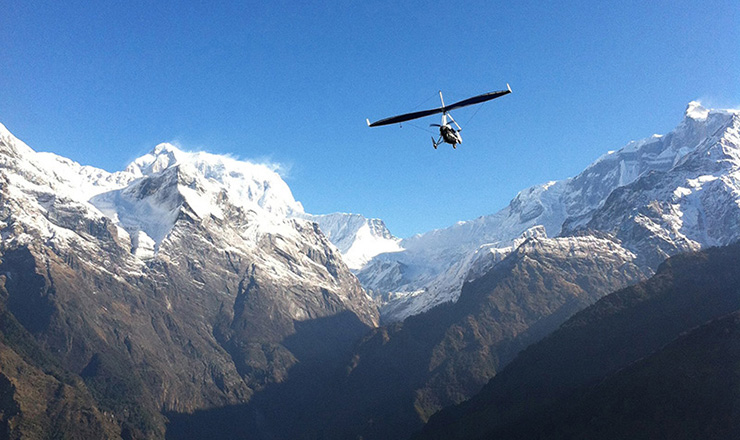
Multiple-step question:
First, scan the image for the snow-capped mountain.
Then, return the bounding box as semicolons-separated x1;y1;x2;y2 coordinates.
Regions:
89;143;305;258
0;123;379;436
1;125;378;324
304;212;401;270
567;104;740;267
360;102;740;322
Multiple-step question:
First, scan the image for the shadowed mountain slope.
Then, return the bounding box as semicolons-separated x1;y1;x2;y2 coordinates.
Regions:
418;242;740;440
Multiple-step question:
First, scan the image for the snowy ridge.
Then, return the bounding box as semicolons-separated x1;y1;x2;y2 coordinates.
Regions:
360;102;740;322
0;123;135;202
91;143;305;256
0;123;371;289
0;123;136;257
305;212;402;270
573;105;740;267
0;131;307;259
126;143;304;218
0;126;379;326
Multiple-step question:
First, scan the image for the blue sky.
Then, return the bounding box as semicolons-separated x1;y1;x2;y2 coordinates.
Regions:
2;1;738;238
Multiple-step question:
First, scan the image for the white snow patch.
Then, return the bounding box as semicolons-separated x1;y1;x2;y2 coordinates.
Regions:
673;187;692;198
342;223;403;270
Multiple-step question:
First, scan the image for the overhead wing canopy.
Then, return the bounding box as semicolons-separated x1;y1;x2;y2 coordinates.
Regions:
367;84;511;127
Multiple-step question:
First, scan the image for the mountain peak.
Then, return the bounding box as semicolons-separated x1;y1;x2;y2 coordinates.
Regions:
683;101;740;122
0;121;11;138
152;142;181;155
306;212;401;270
127;142;187;176
123;143;303;216
685;101;709;120
0;122;36;159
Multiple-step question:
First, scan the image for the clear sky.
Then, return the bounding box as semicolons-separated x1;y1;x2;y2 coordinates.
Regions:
2;0;738;238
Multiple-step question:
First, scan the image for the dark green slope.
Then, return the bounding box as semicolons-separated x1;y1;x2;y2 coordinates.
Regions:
418;242;740;440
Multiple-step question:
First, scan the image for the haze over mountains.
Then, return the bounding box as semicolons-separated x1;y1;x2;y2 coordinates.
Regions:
2;101;740;439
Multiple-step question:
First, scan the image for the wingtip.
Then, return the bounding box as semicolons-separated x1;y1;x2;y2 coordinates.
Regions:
366;118;371;127
507;83;512;93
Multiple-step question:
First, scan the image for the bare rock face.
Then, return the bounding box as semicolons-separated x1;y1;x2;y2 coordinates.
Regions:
0;125;378;438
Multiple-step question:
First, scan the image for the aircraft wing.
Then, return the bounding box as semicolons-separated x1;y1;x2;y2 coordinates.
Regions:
443;85;511;113
367;107;445;127
367;84;511;127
